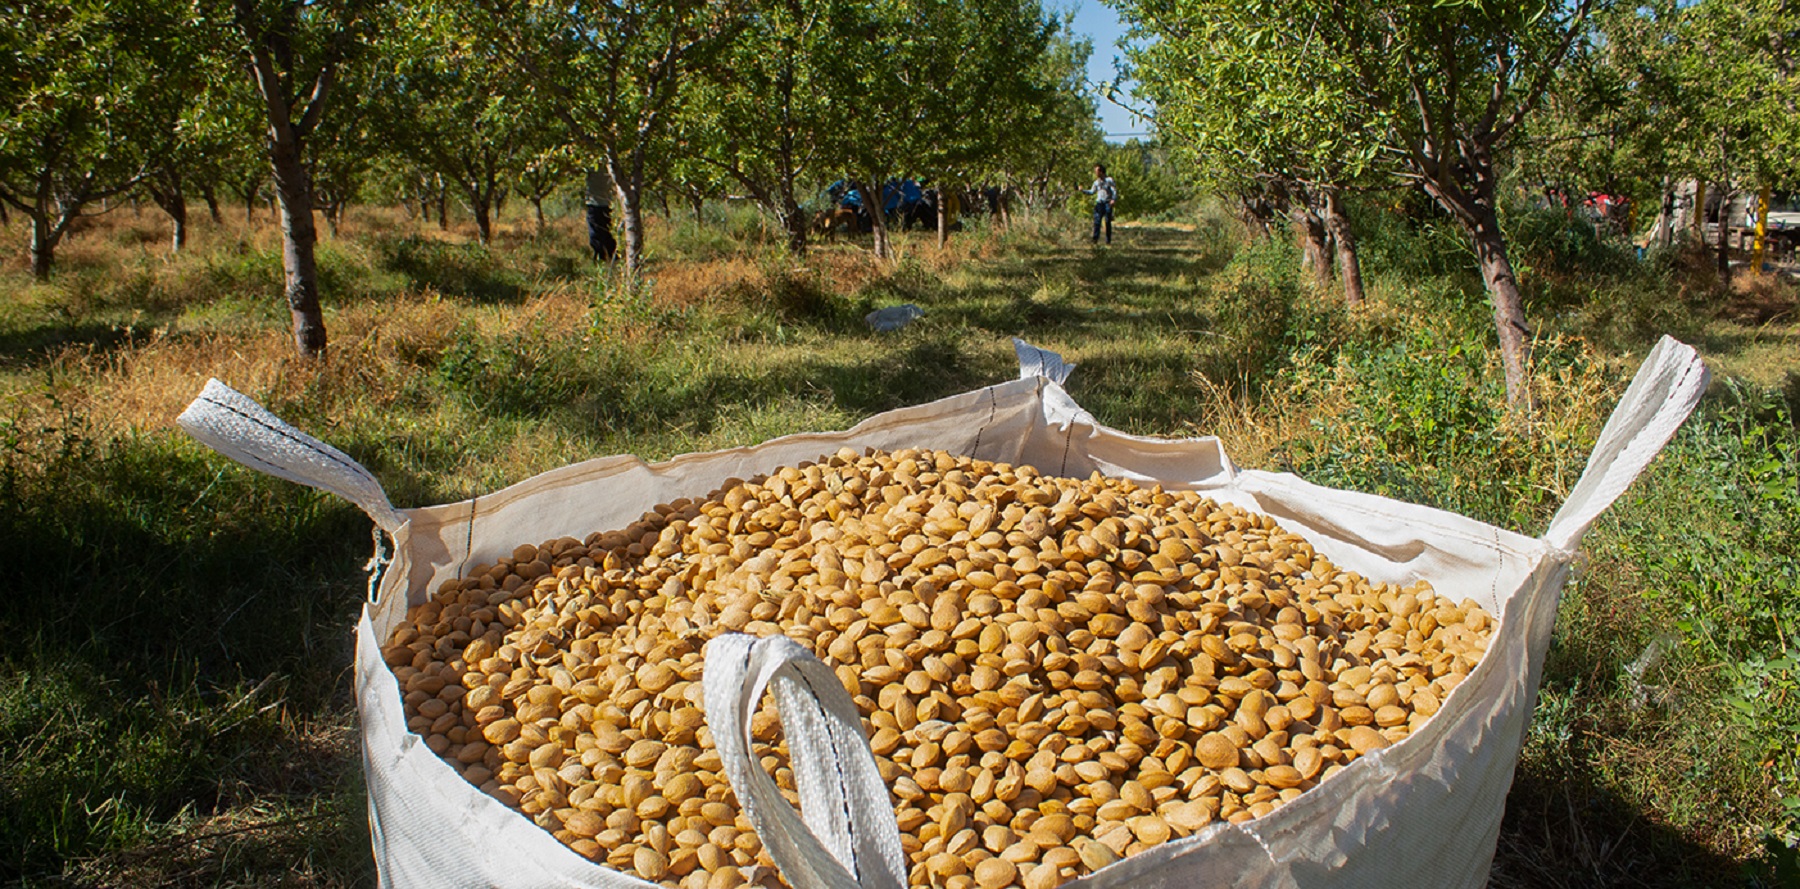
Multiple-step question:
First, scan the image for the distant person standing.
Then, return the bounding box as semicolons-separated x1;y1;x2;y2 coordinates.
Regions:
586;198;616;262
585;171;617;262
1088;163;1118;245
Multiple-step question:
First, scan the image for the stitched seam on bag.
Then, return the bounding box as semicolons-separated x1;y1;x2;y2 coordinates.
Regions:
460;494;478;579
221;444;313;487
202;394;376;488
789;665;862;884
1490;526;1502;605
969;387;1000;461
1059;417;1077;477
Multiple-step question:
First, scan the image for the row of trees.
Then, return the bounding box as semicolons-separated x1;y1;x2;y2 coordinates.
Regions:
0;0;1107;356
1118;0;1798;408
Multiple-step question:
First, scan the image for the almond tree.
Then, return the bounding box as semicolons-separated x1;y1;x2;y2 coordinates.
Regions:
1325;0;1597;407
516;150;574;234
676;0;837;254
1122;0;1599;406
371;11;555;247
1119;0;1406;308
1655;0;1799;282
0;0;188;277
461;0;746;273
807;0;1073;259
208;0;375;358
909;0;1069;249
1011;28;1107;213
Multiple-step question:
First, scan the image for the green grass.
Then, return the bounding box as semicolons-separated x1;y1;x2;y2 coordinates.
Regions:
0;200;1795;886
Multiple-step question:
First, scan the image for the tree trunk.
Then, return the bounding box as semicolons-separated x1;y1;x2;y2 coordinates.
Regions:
1411;134;1533;409
1322;189;1363;306
936;184;958;250
159;190;189;253
609;153;648;274
29;211;63;279
1291;202;1332;290
201;183;223;223
470;185;493;246
1236;196;1272;241
617;181;644;272
436;190;448;230
861;176;890;260
1691;180;1708;240
783;202;808;255
1470;208;1531;410
532;198;546;233
1715;189;1733;286
270;139;327;358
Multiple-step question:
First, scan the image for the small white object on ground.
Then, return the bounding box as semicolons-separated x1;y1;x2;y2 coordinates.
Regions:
865;304;924;332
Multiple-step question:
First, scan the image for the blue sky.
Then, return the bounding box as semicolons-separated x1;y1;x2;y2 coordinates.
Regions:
1062;1;1148;143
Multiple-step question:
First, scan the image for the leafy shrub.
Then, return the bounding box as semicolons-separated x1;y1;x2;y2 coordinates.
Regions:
200;243;288;306
1351;192;1479;282
435;323;590;417
1198;238;1344;394
1504;204;1639;281
1275;330;1614;531
1609;381;1800;839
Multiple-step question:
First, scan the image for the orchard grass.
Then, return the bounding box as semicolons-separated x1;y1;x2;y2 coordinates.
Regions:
0;201;1795;886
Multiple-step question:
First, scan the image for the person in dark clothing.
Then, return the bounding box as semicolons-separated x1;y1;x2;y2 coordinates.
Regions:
586;199;617;262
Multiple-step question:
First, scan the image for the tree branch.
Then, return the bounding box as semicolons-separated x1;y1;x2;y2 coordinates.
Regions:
1493;0;1592;145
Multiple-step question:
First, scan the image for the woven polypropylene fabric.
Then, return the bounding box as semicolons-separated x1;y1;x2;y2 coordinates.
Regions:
178;379;406;533
705;635;907;889
1546;336;1709;551
350;372;1546;889
185;340;1706;888
1014;337;1075;385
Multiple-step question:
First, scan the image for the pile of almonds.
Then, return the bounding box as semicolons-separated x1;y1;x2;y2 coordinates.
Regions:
383;448;1494;889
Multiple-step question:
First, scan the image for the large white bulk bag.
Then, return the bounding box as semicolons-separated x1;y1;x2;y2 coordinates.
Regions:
178;337;1708;888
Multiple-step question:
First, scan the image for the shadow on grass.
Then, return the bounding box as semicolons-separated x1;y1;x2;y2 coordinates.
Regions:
0;435;373;882
1061;345;1219;436
63;803;373;889
0;321;157;371
1493;768;1775;888
375;236;529;304
536;332;1002;450
787;333;1009;416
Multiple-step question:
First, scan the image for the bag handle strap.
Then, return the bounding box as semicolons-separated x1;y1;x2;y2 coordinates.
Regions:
1544;336;1709;552
178;379;406;534
1014;337;1074;384
703;634;906;889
